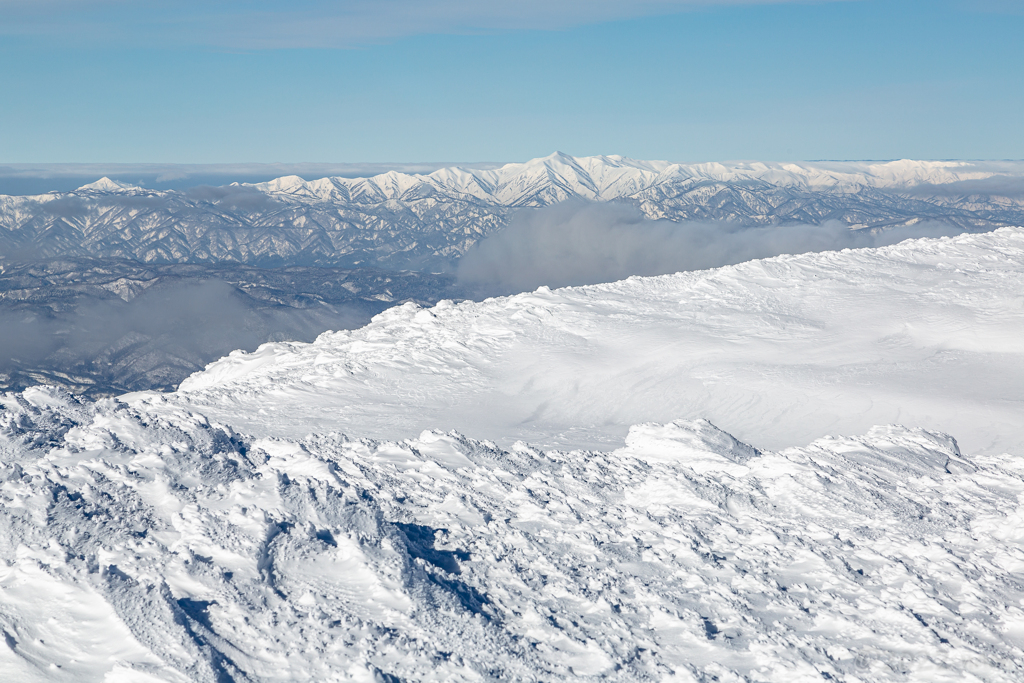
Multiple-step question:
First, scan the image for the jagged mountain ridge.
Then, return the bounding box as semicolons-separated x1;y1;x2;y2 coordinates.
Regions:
2;153;1023;270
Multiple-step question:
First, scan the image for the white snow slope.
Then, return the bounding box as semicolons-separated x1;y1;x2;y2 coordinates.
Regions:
2;230;1024;682
169;228;1024;457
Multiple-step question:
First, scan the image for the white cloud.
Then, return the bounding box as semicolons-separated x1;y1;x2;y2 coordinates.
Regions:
458;200;963;294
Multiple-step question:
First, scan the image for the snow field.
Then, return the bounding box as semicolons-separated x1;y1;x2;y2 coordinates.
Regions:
1;389;1023;681
168;228;1024;457
2;228;1023;681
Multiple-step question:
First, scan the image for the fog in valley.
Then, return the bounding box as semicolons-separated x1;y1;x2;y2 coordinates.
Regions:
458;200;966;294
0;261;458;396
1;159;1019;396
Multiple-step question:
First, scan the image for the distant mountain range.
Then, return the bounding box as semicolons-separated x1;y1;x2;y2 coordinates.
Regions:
2;153;1022;270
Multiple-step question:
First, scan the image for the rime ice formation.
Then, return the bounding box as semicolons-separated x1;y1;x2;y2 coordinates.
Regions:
2;230;1024;682
3;390;1024;682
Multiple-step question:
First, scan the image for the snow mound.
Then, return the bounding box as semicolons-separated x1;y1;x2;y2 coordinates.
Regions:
167;228;1024;456
1;387;1022;681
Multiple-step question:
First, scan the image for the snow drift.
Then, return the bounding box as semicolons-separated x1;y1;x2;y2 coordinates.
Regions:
172;228;1024;457
2;388;1023;681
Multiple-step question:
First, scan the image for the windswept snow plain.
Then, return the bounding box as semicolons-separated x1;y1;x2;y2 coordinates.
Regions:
168;228;1024;457
1;229;1023;681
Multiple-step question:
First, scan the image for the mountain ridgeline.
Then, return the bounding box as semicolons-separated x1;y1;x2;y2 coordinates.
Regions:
2;153;1023;397
3;153;1023;270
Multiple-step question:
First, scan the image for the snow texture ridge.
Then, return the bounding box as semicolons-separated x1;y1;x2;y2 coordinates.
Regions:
167;228;1024;457
2;388;1024;681
2;229;1023;681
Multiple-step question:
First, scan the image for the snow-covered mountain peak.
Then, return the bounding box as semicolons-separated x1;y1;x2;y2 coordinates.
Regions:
517;150;578;168
863;158;991;186
20;156;1024;210
75;177;142;192
243;154;1019;208
253;174;309;193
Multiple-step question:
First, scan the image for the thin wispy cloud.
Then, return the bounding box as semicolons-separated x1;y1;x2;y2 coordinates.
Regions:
0;0;854;48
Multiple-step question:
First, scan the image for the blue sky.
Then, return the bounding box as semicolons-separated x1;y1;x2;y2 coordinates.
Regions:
0;0;1021;163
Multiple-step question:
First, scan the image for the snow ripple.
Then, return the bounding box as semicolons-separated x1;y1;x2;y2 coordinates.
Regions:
2;388;1023;681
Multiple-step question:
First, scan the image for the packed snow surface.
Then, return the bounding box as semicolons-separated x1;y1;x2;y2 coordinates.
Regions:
2;390;1024;681
2;230;1024;681
168;228;1024;456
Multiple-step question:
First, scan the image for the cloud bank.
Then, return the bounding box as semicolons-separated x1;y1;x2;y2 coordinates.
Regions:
905;175;1024;198
0;279;367;393
0;281;253;370
457;200;964;294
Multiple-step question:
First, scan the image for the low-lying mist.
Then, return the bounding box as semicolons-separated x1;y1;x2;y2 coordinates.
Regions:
457;200;967;294
0;281;368;395
0;262;458;396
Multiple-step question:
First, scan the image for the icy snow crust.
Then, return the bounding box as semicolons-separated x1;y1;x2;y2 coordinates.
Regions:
2;389;1024;682
171;228;1024;457
2;230;1024;681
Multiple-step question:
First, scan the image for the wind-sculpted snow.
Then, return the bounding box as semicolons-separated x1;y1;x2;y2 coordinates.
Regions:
2;228;1023;681
2;154;1023;270
169;228;1024;457
2;387;1023;681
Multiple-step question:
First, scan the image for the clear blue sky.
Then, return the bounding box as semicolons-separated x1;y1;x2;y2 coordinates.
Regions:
1;0;1021;163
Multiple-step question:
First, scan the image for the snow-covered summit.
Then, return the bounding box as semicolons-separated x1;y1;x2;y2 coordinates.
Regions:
3;229;1024;681
75;176;143;193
